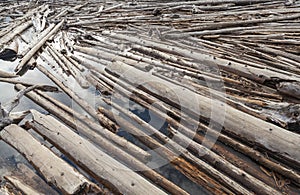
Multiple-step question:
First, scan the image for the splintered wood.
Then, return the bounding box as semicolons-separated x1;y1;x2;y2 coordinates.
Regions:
0;0;300;194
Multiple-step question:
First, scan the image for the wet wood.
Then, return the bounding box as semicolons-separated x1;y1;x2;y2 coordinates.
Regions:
15;20;65;74
15;84;151;163
6;163;59;195
0;124;90;194
29;110;168;195
106;61;300;166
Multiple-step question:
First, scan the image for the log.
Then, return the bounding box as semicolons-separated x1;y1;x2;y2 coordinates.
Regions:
106;60;300;166
0;20;32;47
98;105;240;194
4;176;42;195
0;124;89;194
105;99;281;195
17;84;187;195
277;81;300;99
0;70;18;78
15;20;65;74
15;84;151;163
35;63;118;133
48;44;89;88
29;110;168;195
28;108;186;195
102;31;300;84
7;163;59;195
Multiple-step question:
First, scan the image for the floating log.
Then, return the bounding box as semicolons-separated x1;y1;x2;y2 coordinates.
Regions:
29;110;168;195
15;83;151;163
15;20;65;74
106;60;300;166
0;124;90;194
15;84;187;194
6;163;59;195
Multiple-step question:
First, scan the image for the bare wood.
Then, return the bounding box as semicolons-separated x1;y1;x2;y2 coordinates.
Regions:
8;163;59;195
17;84;187;194
15;84;151;163
0;124;89;194
30;110;168;195
106;60;300;166
15;20;65;74
4;176;41;195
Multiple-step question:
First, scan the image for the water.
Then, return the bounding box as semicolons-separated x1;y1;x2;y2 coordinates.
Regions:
0;26;209;195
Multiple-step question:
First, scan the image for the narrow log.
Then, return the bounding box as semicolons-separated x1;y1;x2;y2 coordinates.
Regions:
103;32;300;84
29;110;168;195
106;99;281;195
0;124;89;194
0;70;18;78
48;44;89;88
99;107;241;194
15;84;151;163
106;60;300;166
15;20;65;74
0;20;32;47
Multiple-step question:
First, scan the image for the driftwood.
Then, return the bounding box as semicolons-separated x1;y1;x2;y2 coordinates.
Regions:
29;110;167;195
96;74;299;189
15;20;65;75
15;83;151;163
14;84;188;195
5;163;59;195
0;124;90;194
106;60;300;166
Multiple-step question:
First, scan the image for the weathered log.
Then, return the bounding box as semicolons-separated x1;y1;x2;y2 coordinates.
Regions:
29;110;168;195
0;70;18;78
98;105;244;194
0;124;90;194
18;84;187;195
4;176;43;195
7;163;59;195
105;98;281;195
102;31;300;84
15;84;151;163
36;63;118;133
277;81;300;100
15;20;65;74
48;44;89;88
106;60;300;166
0;20;32;47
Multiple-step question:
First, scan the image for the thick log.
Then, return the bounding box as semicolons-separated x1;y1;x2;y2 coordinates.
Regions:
29;110;167;195
106;60;300;166
277;81;300;99
6;163;59;195
4;176;42;195
17;84;187;195
0;124;89;194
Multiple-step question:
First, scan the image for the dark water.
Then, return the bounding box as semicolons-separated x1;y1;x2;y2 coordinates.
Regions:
0;25;209;194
